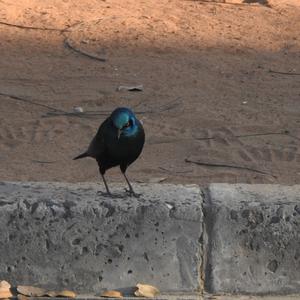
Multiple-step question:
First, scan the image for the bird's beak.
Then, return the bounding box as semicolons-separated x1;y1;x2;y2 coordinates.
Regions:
117;129;121;140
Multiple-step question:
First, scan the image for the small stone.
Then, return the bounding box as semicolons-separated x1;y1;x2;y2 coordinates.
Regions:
134;283;160;298
17;295;29;300
0;291;13;299
73;106;84;113
46;290;76;298
165;203;174;210
116;85;143;92
101;290;123;298
0;281;12;299
148;177;167;183
0;281;11;292
17;286;46;297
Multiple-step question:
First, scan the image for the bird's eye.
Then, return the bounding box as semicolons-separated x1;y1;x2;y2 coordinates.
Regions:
123;121;130;128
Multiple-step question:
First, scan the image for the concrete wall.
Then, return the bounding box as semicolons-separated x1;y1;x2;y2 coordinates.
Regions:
204;184;300;295
0;182;202;294
0;182;299;295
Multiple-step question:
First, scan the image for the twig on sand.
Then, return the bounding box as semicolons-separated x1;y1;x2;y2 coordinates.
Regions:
159;167;193;174
195;130;300;142
0;20;68;32
194;137;215;141
64;38;107;62
185;158;275;177
190;0;270;8
31;160;57;164
0;92;95;119
43;100;181;118
235;131;287;138
1;91;180;119
0;92;66;113
236;131;300;142
269;69;300;76
43;111;105;118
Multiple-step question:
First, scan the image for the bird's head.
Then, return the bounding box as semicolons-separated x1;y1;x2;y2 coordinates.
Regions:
111;107;138;139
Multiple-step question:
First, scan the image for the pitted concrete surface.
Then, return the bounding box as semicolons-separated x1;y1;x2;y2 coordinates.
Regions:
0;182;202;293
1;182;300;295
22;294;300;300
205;184;300;294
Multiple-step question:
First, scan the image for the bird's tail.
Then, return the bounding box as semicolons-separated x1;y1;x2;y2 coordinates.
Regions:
73;152;89;160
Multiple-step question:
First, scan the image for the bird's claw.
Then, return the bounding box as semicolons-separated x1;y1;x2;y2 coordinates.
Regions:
97;190;112;197
97;190;121;198
124;188;141;198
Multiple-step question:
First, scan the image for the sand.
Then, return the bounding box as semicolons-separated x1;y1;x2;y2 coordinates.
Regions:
0;0;300;187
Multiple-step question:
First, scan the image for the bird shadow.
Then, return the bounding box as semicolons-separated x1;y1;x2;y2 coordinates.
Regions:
243;0;271;7
95;190;143;199
96;191;125;199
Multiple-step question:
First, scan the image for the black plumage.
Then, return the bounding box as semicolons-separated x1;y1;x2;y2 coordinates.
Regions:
74;107;145;196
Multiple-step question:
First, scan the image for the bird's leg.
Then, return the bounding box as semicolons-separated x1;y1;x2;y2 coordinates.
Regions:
101;173;112;196
123;172;140;198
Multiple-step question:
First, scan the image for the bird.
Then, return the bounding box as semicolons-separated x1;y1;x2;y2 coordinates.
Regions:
73;107;145;197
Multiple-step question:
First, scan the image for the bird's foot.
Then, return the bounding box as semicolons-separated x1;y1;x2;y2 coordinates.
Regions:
124;188;142;198
97;190;112;198
97;190;122;199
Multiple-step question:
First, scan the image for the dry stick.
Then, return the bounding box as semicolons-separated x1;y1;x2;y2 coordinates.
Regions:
46;111;108;115
191;0;268;8
195;131;300;142
44;108;150;118
44;105;176;118
0;92;92;119
0;74;137;85
195;137;214;141
64;38;106;62
0;92;66;113
235;131;287;138
31;160;57;164
185;158;275;177
269;70;300;76
236;131;300;142
44;99;181;118
0;20;68;32
159;167;193;174
43;111;105;119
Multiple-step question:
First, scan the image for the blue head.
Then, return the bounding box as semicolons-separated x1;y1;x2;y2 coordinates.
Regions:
110;107;139;138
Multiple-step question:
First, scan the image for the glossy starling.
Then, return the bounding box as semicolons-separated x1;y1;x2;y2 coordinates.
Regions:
74;107;145;196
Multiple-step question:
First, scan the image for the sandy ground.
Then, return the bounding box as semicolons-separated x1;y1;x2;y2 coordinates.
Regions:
206;296;300;300
0;0;300;187
70;294;300;299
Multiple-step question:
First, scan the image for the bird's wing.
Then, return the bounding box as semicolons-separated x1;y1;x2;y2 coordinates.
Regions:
87;118;110;158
